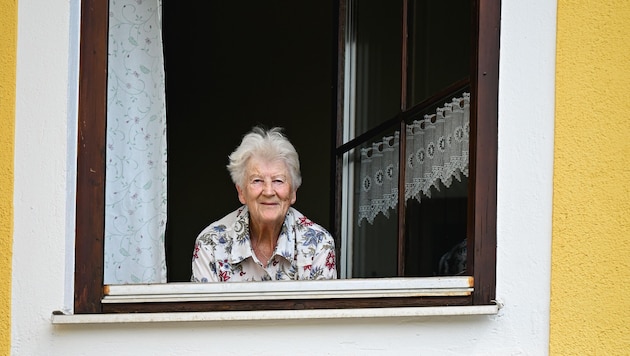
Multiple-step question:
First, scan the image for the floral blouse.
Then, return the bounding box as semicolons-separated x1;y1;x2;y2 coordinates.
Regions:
191;206;337;282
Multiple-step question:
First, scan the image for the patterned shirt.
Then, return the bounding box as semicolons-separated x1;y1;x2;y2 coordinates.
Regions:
191;206;337;282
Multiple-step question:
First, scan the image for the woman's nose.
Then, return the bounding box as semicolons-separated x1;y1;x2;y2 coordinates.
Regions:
262;181;274;195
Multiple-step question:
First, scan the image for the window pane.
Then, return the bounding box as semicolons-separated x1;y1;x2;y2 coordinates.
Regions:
342;0;473;279
405;177;468;276
408;0;471;105
344;128;400;278
351;0;403;139
403;91;470;276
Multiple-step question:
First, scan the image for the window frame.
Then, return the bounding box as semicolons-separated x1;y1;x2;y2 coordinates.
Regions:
74;0;499;314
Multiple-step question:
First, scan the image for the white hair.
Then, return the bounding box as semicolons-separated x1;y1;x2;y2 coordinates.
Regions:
227;126;302;191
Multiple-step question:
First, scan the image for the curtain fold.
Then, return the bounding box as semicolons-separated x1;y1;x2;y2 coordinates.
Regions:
358;93;470;226
104;0;167;284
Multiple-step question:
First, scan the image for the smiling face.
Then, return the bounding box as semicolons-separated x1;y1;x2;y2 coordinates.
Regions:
236;156;297;229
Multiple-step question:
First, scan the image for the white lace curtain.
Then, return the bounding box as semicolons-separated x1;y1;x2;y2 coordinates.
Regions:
104;0;167;284
358;93;470;225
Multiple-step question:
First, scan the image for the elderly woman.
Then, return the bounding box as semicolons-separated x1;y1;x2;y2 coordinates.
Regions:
191;126;337;282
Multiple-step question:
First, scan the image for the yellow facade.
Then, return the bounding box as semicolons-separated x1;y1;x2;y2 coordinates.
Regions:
0;0;17;353
552;0;630;354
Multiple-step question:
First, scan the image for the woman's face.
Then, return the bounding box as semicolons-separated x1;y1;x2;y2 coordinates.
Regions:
237;156;296;228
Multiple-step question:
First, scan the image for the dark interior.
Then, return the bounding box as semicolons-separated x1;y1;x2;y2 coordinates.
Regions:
162;1;335;282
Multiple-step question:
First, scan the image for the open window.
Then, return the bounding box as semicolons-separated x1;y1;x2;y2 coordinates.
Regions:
74;0;498;314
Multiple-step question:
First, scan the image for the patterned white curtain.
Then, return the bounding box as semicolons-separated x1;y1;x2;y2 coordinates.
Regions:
358;93;470;226
104;0;167;284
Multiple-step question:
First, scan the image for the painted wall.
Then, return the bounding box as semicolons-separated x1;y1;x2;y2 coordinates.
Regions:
0;0;17;354
10;0;559;355
551;0;630;354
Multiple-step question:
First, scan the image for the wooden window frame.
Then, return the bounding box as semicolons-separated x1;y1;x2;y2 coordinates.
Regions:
74;0;499;314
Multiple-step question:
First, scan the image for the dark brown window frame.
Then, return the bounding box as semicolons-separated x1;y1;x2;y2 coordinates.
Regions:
74;0;499;314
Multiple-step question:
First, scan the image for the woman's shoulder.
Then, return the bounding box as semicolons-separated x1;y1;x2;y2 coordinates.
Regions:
288;208;332;236
196;206;248;239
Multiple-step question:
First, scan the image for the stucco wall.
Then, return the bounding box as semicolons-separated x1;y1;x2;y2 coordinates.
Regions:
11;0;559;354
0;0;17;354
551;0;630;354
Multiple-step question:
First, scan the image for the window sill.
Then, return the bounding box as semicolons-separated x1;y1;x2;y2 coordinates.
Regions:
102;277;474;303
51;304;499;324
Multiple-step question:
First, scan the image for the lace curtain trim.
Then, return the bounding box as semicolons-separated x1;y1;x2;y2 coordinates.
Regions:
358;93;470;226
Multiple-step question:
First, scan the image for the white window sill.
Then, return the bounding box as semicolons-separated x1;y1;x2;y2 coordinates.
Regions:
102;277;474;303
52;277;501;324
51;304;499;324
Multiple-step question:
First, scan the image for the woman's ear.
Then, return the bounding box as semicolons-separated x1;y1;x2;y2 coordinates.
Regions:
290;189;297;205
236;184;246;205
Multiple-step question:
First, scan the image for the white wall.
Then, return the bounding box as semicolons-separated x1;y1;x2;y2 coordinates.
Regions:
12;0;556;354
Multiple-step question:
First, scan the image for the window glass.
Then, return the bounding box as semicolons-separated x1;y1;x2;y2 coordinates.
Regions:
344;127;400;278
340;0;472;278
350;1;403;139
409;0;471;105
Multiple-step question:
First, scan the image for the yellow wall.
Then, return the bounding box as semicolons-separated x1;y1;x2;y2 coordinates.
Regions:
552;0;630;354
0;0;17;353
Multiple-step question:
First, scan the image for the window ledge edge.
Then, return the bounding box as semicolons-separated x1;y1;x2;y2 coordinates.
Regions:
51;304;499;325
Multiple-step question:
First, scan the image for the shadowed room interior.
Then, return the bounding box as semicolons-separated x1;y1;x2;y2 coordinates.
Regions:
162;1;334;281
